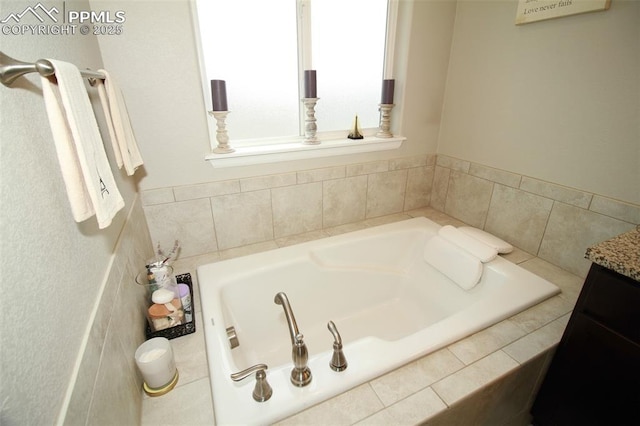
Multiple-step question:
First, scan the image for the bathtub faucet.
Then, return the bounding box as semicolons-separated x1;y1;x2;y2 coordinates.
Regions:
274;292;312;387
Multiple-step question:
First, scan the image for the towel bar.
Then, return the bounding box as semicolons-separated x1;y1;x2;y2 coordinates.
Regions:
0;51;106;86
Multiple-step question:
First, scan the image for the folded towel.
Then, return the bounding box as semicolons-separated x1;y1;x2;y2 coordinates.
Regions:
438;225;498;262
96;69;143;176
423;235;483;290
458;226;514;254
41;60;124;229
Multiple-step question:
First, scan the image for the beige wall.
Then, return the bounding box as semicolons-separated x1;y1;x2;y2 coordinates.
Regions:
0;1;149;423
94;0;456;189
438;0;639;204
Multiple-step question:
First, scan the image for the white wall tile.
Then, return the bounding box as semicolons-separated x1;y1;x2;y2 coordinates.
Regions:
520;177;592;209
538;202;635;277
366;170;408;218
141;187;175;205
211;190;273;250
444;170;493;228
347;160;389;176
145;198;218;257
484;184;553;254
272;182;323;238
173;180;240;201
240;172;296;192
405;166;434;211
469;163;521;188
323;175;368;227
297;166;346;183
589;195;640;224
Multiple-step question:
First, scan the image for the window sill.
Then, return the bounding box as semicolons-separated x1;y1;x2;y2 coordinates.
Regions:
205;135;405;168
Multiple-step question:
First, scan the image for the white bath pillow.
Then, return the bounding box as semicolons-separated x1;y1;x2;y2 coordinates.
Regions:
438;225;498;262
458;227;514;254
423;235;483;291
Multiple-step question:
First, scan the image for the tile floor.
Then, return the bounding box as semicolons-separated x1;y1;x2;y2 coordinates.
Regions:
140;207;583;425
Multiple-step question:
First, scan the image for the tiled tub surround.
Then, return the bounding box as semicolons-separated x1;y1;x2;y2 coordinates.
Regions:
141;208;582;426
141;154;435;257
432;155;640;278
142;154;639;282
63;196;154;425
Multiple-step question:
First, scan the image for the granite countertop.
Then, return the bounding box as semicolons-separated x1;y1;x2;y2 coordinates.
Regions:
585;226;640;282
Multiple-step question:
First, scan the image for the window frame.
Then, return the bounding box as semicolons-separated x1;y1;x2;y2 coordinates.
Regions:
191;0;404;167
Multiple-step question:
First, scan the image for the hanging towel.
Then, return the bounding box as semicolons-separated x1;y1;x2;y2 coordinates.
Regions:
438;225;498;262
41;59;124;229
423;235;483;291
96;69;143;176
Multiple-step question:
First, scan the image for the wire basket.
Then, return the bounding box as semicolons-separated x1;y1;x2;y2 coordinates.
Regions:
145;272;196;340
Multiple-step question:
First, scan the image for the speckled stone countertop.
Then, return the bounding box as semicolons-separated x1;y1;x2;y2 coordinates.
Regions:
585;227;640;282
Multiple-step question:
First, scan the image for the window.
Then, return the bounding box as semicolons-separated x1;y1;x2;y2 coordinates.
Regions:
193;0;403;164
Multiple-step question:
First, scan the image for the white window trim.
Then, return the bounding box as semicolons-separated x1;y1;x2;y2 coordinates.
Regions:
191;0;403;167
205;135;405;168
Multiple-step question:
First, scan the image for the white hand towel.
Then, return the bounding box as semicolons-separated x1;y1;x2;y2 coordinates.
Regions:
41;59;124;229
438;225;498;262
423;235;483;291
96;69;143;176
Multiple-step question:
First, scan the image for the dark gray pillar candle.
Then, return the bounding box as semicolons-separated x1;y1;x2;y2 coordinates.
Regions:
381;79;395;104
211;80;228;111
304;70;317;98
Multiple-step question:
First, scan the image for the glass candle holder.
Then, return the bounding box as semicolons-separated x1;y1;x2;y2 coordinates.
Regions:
136;266;184;332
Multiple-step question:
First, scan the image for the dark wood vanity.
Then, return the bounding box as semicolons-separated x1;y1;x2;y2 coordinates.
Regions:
531;228;640;425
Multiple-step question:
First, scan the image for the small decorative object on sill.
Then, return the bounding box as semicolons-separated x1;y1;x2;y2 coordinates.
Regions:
208;110;235;153
302;97;319;145
376;103;395;138
348;115;364;140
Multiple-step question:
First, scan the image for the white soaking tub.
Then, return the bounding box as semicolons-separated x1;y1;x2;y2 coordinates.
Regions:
197;217;560;425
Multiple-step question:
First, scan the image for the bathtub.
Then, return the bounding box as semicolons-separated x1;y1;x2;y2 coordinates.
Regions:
197;217;560;425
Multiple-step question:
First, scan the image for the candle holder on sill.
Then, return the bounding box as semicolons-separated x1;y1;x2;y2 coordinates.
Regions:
302;98;320;145
376;103;395;138
208;110;235;153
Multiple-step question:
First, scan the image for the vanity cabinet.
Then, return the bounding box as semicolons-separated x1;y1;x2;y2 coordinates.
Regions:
531;263;640;425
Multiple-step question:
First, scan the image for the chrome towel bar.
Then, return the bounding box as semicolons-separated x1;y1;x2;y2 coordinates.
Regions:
0;51;105;86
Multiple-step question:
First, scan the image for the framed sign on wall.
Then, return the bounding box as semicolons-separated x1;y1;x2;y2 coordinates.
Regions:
515;0;611;25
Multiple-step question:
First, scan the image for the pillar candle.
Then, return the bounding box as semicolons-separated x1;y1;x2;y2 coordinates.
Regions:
304;70;317;98
381;79;395;104
211;80;228;111
135;337;177;390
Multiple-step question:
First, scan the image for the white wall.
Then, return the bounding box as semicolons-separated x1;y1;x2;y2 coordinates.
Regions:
94;0;457;190
0;1;139;423
438;0;639;204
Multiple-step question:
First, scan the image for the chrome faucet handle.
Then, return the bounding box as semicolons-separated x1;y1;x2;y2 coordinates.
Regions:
230;364;272;402
328;321;348;372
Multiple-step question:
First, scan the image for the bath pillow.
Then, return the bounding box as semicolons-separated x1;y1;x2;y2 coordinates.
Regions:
423;235;483;291
458;227;514;254
438;225;498;262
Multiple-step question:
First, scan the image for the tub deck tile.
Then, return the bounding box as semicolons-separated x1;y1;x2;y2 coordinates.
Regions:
369;348;465;407
447;320;527;365
356;387;447;426
431;350;519;406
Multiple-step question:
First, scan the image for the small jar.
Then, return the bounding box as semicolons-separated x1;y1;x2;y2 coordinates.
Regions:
178;283;192;323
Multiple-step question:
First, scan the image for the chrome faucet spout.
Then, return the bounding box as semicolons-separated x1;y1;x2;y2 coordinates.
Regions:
274;292;312;387
274;292;300;345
